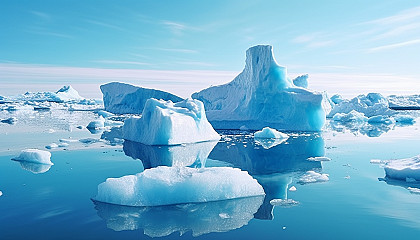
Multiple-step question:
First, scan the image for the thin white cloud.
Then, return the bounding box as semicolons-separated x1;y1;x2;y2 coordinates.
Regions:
366;6;420;25
92;60;152;66
85;19;125;31
151;47;198;54
25;29;73;39
368;39;420;52
175;61;216;67
30;11;50;20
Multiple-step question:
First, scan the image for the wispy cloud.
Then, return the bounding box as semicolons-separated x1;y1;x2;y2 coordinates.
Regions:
160;20;198;35
292;32;335;48
368;39;420;52
92;60;152;66
365;6;420;25
85;19;125;31
175;61;216;67
151;47;198;54
25;29;74;39
30;11;51;20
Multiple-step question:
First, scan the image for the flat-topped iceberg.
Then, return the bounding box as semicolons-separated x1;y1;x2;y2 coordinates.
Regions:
192;45;325;131
12;149;53;165
100;82;183;114
388;94;420;110
384;155;420;181
123;98;220;145
254;127;288;139
94;166;265;207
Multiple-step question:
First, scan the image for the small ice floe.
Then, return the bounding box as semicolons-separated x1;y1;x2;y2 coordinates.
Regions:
59;138;79;143
0;190;2;197
45;143;58;149
307;156;331;162
289;186;297;192
407;187;420;194
94;166;264;207
344;175;351;179
254;127;289;140
218;213;230;219
384;155;420;181
97;110;114;118
79;138;101;144
12;149;53;165
1;117;17;124
270;199;299;207
298;171;329;184
87;117;105;130
58;143;69;147
370;159;388;164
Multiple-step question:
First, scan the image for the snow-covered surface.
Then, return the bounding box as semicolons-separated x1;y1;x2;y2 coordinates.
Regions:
93;196;263;237
388;95;420;109
329;93;394;118
332;110;368;123
55;86;84;101
100;82;183;114
12;149;53;165
384;155;420;181
192;45;325;131
94;166;265;207
298;171;329;184
123;98;220;145
254;127;288;139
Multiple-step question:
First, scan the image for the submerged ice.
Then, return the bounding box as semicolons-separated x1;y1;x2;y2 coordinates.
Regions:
94;166;264;207
192;45;325;131
123;98;220;145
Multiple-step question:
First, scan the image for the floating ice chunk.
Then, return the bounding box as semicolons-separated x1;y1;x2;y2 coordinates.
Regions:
55;86;84;101
79;138;101;144
97;110;114;118
384;155;420;181
254;127;289;139
270;199;299;206
59;138;79;143
292;74;308;88
58;143;69;147
93;196;263;237
0;190;2;197
0;117;17;124
330;94;344;104
394;115;416;124
123;98;220;145
100;82;183;114
332;110;367;123
368;115;395;125
307;156;331;161
329;93;393;118
407;187;420;194
45;143;58;149
298;171;329;184
192;45;325;131
289;186;297;191
94;166;265;207
388;94;420;110
370;159;388;164
12;149;53;165
87;117;105;129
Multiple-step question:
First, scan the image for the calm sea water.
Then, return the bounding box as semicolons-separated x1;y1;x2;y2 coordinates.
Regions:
1;108;420;239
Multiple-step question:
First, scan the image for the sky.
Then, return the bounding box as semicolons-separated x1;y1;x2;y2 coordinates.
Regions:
1;0;420;98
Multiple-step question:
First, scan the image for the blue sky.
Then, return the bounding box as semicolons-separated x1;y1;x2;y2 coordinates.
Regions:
1;0;420;98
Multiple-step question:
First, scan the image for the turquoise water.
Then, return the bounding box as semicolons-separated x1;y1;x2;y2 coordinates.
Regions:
1;109;420;239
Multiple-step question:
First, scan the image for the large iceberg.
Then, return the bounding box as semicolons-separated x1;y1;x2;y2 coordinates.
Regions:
100;82;183;114
192;45;325;131
123;98;220;145
93;196;263;237
384;155;420;181
94;166;265;207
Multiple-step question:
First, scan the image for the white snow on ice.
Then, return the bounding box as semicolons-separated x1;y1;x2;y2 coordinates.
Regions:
298;171;329;184
384;155;420;181
12;149;53;165
254;127;289;139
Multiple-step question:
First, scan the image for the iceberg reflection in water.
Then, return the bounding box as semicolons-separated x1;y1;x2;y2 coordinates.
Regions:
123;140;218;168
15;161;52;174
93;196;264;237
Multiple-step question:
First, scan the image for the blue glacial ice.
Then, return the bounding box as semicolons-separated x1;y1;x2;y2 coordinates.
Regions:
332;110;368;123
94;166;265;207
100;82;183;114
123;98;220;145
292;74;308;88
12;149;53;165
192;45;326;131
87;117;105;129
330;94;344;104
93;196;263;237
368;115;395;125
329;93;394;118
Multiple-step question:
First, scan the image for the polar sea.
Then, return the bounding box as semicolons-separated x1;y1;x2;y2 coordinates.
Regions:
1;104;420;239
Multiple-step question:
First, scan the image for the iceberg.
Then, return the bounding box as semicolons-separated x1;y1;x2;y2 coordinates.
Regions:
123;140;217;169
292;74;308;88
87;117;105;129
329;93;394;118
332;110;367;123
94;166;264;207
330;94;344;104
55;86;84;102
93;196;263;237
384;155;420;181
192;45;325;131
100;82;183;114
12;149;53;165
388;94;420;110
254;127;288;139
10;85;85;103
122;98;220;145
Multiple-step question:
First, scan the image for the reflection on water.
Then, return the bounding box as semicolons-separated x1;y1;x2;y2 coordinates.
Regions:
329;120;400;137
14;160;52;174
123;140;218;168
93;196;264;237
209;132;324;175
380;177;420;194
